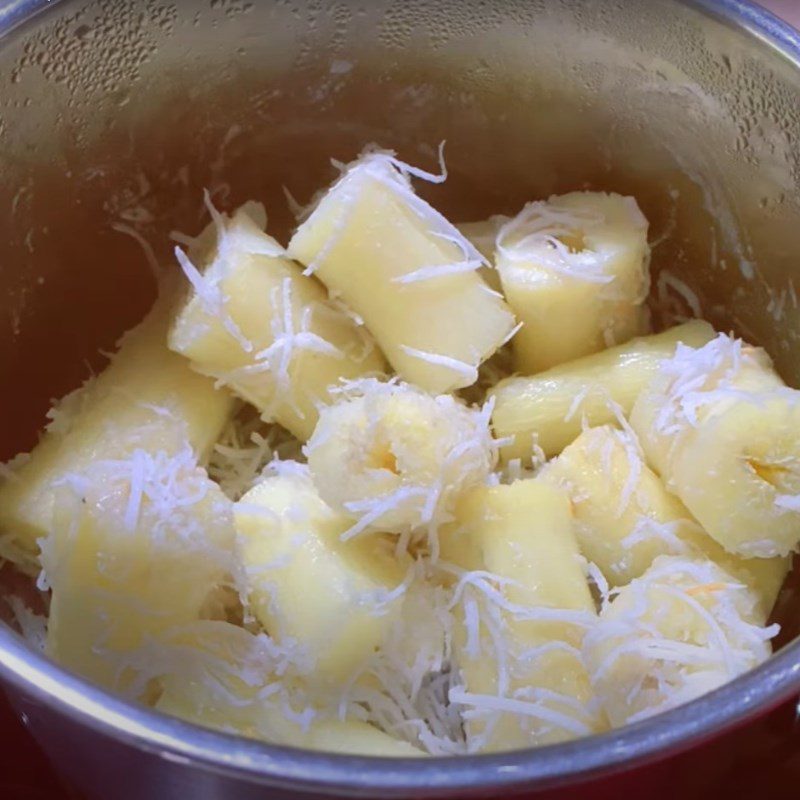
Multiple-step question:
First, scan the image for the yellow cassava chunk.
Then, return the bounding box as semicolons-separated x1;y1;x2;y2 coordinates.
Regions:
583;556;775;728
445;480;604;752
0;299;233;571
305;380;496;540
235;466;406;684
169;204;385;441
154;620;423;756
287;151;516;393
496;192;652;374
631;333;800;557
540;424;788;612
43;447;235;693
490;319;715;463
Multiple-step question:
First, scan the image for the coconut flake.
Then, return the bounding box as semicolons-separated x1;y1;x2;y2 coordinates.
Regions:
497;200;612;284
657;270;702;321
207;410;302;501
174;245;253;354
449;687;592;738
399;345;479;385
111;222;162;282
584;555;776;727
5;597;47;652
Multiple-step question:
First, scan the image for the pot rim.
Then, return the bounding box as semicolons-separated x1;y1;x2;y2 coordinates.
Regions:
2;0;800;795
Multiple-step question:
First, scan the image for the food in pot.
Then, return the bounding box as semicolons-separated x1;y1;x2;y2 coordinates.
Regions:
286;149;517;393
441;479;603;752
540;424;789;602
0;147;794;756
0;299;233;573
169;200;385;441
631;333;800;558
490;319;715;462
306;380;497;545
583;555;776;728
235;465;407;685
495;191;651;373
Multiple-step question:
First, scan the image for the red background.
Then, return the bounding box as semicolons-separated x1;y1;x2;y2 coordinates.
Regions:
2;1;800;798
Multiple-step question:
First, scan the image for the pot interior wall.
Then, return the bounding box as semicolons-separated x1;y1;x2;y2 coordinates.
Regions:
1;0;800;621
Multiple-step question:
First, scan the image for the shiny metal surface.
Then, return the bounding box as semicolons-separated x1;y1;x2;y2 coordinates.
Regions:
1;0;800;797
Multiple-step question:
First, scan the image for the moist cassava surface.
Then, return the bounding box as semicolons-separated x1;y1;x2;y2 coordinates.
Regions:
0;146;794;756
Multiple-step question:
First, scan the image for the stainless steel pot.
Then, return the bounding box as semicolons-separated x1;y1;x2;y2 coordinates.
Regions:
2;1;800;797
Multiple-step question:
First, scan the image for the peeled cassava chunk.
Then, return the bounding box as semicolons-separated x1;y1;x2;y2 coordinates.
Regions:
490;319;715;464
305;380;496;545
444;479;605;752
631;333;800;557
540;424;789;612
0;299;233;572
496;191;651;374
583;556;776;727
42;446;236;693
287;150;516;393
169;202;385;441
235;465;406;684
152;621;423;756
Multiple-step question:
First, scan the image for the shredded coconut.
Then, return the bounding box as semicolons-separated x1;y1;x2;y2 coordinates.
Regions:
111;222;163;283
657;270;702;322
207;407;303;501
497;200;612;284
5;596;47;652
399;345;479;385
583;555;776;727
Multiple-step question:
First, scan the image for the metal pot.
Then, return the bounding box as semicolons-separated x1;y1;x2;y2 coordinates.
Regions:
2;0;800;797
